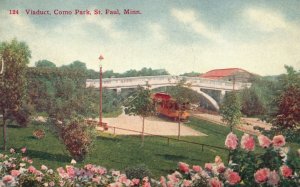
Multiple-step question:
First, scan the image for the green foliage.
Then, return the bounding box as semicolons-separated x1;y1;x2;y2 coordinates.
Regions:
58;119;96;161
62;60;87;70
274;86;300;130
121;68;169;77
124;86;156;118
125;164;152;180
220;92;242;132
180;71;202;77
0;39;31;150
101;67;170;79
258;66;300;143
239;88;266;117
35;60;56;68
124;86;156;144
26;67;99;120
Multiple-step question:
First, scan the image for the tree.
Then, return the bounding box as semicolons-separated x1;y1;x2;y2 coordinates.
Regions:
152;80;202;139
240;88;266;117
0;39;31;150
35;60;56;68
220;92;242;132
59;119;96;161
274;86;300;131
64;60;87;70
167;79;195;139
180;71;202;77
124;86;155;146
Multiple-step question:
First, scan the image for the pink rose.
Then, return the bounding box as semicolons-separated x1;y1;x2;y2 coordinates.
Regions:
241;134;255;151
209;177;223;187
22;157;28;162
254;168;270;183
92;177;101;184
280;165;293;178
21;147;27;153
225;132;238;150
36;176;42;182
28;166;37;174
131;178;140;186
109;182;123;187
10;148;15;154
205;163;213;171
167;173;180;183
167;181;175;187
49;181;55;187
57;167;68;178
10;170;21;177
192;165;202;173
225;170;241;185
143;182;151;187
217;163;226;173
258;135;272;148
97;167;106;175
178;162;189;173
272;135;286;148
182;179;192;187
2;175;14;184
41;165;48;170
66;165;75;178
268;170;280;186
160;176;167;187
85;164;93;170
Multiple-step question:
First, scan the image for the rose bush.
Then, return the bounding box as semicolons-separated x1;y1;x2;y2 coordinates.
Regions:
0;133;299;186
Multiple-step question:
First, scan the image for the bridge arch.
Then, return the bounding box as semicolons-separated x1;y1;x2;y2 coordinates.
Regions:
150;84;220;111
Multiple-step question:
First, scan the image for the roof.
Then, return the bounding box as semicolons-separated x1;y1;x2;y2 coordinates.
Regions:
152;92;172;100
200;68;250;79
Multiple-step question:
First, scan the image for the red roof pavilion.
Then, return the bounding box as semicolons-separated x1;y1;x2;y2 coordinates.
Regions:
200;68;251;80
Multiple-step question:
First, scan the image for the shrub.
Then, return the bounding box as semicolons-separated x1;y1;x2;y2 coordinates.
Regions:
32;129;45;139
60;120;96;162
125;164;152;180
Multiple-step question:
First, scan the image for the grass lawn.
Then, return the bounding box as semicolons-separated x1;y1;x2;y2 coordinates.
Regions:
0;117;263;178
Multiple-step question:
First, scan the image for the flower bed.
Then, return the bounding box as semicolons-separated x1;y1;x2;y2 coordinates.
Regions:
0;133;299;186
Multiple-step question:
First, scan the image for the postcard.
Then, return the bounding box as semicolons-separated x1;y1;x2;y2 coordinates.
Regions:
1;0;299;186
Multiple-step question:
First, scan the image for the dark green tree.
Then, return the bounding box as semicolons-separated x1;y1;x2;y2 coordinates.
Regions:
220;92;242;132
124;85;155;145
35;60;56;68
180;71;202;77
240;88;266;117
0;39;31;150
63;60;87;70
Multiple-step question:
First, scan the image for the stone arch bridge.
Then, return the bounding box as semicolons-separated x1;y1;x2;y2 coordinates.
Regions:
86;75;251;111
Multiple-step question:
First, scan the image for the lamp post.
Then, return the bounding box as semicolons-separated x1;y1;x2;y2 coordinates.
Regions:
99;54;104;127
0;55;4;75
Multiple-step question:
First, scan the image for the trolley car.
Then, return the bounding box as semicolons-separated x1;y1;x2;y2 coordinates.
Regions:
152;92;190;121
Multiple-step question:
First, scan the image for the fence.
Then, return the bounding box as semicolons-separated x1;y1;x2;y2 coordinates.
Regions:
86;119;230;162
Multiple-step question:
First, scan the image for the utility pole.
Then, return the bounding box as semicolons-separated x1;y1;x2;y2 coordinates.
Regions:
99;54;104;126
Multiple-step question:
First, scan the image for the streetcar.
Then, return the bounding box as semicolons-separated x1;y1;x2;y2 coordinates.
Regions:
151;92;190;121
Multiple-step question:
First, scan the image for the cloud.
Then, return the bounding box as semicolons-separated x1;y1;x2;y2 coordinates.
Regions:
85;16;126;39
148;22;166;42
171;8;224;43
244;7;298;34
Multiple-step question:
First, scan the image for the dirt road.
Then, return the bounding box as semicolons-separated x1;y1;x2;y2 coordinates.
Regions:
192;112;271;135
98;113;206;136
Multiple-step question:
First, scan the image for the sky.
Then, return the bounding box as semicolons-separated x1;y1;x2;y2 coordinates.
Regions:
0;0;300;76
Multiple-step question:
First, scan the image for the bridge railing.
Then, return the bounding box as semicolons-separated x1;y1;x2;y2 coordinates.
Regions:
86;75;251;90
